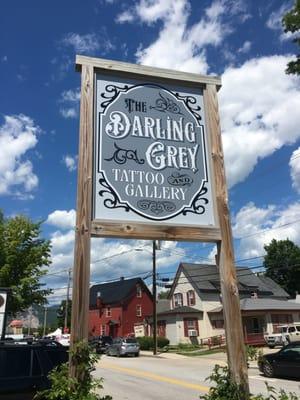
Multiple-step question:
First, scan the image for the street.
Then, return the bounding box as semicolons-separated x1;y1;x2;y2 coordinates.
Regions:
94;352;300;400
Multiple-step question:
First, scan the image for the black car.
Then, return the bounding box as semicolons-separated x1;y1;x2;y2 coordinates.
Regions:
90;336;113;354
0;339;69;399
258;341;300;379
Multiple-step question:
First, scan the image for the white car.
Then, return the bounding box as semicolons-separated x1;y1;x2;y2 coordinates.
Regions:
264;324;300;348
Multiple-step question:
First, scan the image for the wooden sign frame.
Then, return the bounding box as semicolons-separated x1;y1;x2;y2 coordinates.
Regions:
76;55;223;243
71;55;249;396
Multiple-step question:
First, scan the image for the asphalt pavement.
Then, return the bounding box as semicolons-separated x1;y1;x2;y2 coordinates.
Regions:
94;350;300;400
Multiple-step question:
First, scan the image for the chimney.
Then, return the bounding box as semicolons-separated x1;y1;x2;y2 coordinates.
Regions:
120;276;124;281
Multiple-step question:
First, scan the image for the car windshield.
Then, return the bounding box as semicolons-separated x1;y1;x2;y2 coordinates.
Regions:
279;327;288;333
124;339;137;344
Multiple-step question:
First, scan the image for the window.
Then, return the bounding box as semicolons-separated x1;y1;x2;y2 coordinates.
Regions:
136;285;142;298
106;307;111;317
101;324;106;335
187;290;196;306
174;293;183;308
211;319;224;329
136;305;142;317
183;318;199;337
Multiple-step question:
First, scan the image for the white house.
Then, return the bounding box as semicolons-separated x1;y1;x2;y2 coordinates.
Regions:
154;263;300;345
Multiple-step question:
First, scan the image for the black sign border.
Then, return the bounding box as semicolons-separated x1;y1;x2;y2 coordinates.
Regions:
96;82;209;222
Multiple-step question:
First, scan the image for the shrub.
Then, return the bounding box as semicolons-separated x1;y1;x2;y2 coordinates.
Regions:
245;345;259;361
34;341;112;400
200;365;299;400
136;336;169;350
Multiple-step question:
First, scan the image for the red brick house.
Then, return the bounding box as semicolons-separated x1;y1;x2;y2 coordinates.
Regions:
89;277;153;338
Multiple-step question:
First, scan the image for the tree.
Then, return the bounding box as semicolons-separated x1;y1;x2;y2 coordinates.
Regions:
158;290;170;299
0;211;52;314
263;239;300;297
282;0;300;75
56;299;72;330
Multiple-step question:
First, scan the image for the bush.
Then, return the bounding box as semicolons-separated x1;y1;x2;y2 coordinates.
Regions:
34;341;112;400
136;336;169;350
200;365;299;400
245;345;259;361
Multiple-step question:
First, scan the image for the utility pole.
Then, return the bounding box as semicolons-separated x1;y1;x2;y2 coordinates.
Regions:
64;268;72;333
152;240;161;355
43;306;48;337
152;240;157;355
27;306;33;336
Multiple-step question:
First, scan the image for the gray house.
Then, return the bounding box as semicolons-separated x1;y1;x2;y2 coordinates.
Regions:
154;263;300;345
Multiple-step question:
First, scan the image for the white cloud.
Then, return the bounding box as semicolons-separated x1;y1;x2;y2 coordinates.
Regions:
59;88;80;119
0;114;39;197
116;10;135;23
117;0;248;74
289;147;300;193
238;40;251;53
233;202;300;259
266;2;294;41
46;209;76;230
220;55;300;188
62;155;77;172
61;33;101;53
60;31;114;55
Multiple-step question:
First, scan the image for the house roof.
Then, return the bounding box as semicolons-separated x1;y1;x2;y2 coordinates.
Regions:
258;276;289;298
158;306;203;315
89;277;152;307
157;299;171;314
171;263;289;299
208;298;300;313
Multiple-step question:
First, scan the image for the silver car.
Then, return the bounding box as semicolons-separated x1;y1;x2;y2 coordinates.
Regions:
106;337;140;357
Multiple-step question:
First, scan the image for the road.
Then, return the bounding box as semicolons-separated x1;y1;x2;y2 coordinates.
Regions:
94;352;300;400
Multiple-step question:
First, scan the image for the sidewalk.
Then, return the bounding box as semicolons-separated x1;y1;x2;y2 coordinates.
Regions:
140;350;189;359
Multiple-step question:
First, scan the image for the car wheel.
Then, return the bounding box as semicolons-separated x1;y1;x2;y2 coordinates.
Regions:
116;350;121;357
263;362;274;378
134;352;139;357
268;345;275;349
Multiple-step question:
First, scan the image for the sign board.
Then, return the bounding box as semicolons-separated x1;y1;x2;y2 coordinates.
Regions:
0;291;7;338
84;58;221;240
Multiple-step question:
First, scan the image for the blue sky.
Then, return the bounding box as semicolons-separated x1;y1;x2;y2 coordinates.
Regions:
1;0;299;303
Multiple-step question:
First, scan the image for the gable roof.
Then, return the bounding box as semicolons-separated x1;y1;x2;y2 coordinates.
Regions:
169;263;289;299
89;278;152;307
208;298;300;313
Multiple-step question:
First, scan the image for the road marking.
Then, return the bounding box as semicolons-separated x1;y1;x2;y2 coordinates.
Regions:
249;375;277;382
100;362;210;393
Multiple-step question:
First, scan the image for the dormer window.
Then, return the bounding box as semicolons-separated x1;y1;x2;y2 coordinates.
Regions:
136;285;142;298
174;293;183;308
187;290;196;306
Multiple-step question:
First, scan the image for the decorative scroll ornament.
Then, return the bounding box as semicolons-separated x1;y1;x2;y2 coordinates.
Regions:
137;200;176;215
101;84;130;110
174;92;202;123
182;185;208;216
150;92;183;115
105;143;145;165
98;175;130;212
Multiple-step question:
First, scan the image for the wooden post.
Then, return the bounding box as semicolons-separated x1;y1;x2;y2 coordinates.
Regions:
70;63;94;377
204;84;249;397
152;240;157;355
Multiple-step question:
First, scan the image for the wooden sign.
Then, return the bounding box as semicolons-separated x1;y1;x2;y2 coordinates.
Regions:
75;56;222;242
72;55;249;395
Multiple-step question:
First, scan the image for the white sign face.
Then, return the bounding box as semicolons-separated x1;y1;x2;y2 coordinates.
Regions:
93;73;216;228
0;291;7;336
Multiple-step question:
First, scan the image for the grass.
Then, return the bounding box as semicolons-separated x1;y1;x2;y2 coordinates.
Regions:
177;347;226;357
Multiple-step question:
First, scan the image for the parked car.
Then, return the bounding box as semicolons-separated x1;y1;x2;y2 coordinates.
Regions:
106;337;140;357
89;336;113;354
264;324;300;348
258;341;300;378
0;339;68;399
